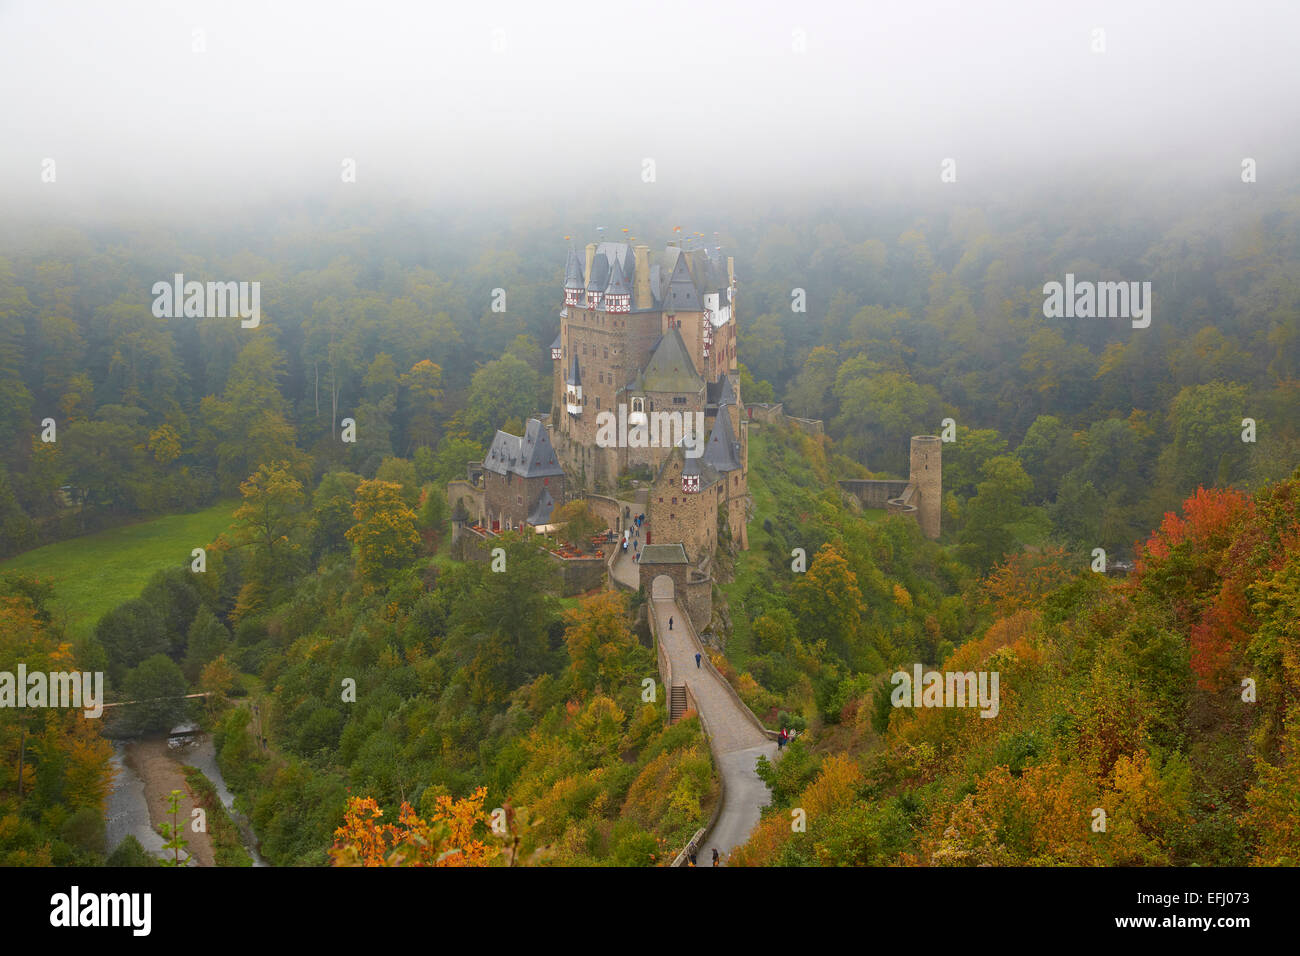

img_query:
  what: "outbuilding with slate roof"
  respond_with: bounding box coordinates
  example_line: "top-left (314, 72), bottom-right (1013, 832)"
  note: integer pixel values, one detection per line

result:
top-left (481, 417), bottom-right (566, 533)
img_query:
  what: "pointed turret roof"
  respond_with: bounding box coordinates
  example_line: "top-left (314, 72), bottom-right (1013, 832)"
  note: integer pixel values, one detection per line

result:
top-left (701, 407), bottom-right (742, 472)
top-left (717, 374), bottom-right (737, 408)
top-left (681, 447), bottom-right (723, 490)
top-left (564, 248), bottom-right (584, 289)
top-left (637, 326), bottom-right (703, 393)
top-left (605, 258), bottom-right (631, 296)
top-left (567, 354), bottom-right (582, 387)
top-left (665, 255), bottom-right (701, 311)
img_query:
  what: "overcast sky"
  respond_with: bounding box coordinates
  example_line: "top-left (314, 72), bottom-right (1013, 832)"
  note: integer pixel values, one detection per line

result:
top-left (2, 0), bottom-right (1298, 218)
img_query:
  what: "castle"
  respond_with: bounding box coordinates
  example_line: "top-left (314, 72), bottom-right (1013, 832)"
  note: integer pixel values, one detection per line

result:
top-left (449, 238), bottom-right (939, 625)
top-left (550, 240), bottom-right (748, 554)
top-left (448, 238), bottom-right (748, 622)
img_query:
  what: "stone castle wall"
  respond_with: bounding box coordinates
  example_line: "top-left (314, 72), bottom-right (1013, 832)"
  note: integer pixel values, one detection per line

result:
top-left (834, 435), bottom-right (942, 540)
top-left (837, 478), bottom-right (910, 509)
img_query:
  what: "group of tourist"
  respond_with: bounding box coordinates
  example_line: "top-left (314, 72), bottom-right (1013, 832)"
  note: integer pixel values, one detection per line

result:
top-left (622, 514), bottom-right (647, 562)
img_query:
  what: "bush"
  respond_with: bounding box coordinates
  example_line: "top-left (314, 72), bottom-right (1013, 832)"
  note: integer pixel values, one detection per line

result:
top-left (106, 835), bottom-right (158, 867)
top-left (776, 709), bottom-right (807, 733)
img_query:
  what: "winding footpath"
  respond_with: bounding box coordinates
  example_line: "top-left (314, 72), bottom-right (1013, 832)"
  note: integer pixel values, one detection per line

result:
top-left (651, 595), bottom-right (778, 865)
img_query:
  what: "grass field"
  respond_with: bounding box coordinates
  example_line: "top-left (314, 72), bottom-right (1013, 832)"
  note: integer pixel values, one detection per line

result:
top-left (0, 502), bottom-right (237, 638)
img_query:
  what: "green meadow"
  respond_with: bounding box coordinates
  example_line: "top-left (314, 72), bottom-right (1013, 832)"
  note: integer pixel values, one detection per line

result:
top-left (0, 502), bottom-right (237, 638)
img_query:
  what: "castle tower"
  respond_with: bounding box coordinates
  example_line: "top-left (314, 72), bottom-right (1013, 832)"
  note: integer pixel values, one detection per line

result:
top-left (909, 435), bottom-right (942, 540)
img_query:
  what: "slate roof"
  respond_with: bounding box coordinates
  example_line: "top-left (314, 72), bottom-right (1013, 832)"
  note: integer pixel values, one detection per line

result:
top-left (483, 431), bottom-right (523, 476)
top-left (567, 354), bottom-right (582, 387)
top-left (605, 258), bottom-right (631, 296)
top-left (519, 418), bottom-right (564, 477)
top-left (564, 248), bottom-right (585, 289)
top-left (682, 447), bottom-right (724, 490)
top-left (716, 375), bottom-right (737, 408)
top-left (636, 326), bottom-right (703, 394)
top-left (701, 408), bottom-right (742, 472)
top-left (527, 486), bottom-right (557, 525)
top-left (563, 240), bottom-right (729, 312)
top-left (586, 250), bottom-right (609, 292)
top-left (549, 332), bottom-right (561, 353)
top-left (483, 418), bottom-right (564, 478)
top-left (665, 255), bottom-right (702, 311)
top-left (639, 543), bottom-right (688, 565)
top-left (598, 241), bottom-right (634, 275)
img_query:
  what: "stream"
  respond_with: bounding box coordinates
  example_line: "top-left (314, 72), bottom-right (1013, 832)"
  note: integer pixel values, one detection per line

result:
top-left (104, 735), bottom-right (269, 867)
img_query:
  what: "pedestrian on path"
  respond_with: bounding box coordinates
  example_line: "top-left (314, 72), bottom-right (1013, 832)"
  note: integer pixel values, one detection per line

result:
top-left (695, 652), bottom-right (701, 668)
top-left (711, 848), bottom-right (720, 867)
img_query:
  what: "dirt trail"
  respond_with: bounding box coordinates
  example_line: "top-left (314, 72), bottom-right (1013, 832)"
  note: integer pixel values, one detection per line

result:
top-left (124, 737), bottom-right (215, 867)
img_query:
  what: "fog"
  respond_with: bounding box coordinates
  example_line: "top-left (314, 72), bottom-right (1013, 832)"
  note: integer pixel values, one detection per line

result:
top-left (2, 0), bottom-right (1298, 219)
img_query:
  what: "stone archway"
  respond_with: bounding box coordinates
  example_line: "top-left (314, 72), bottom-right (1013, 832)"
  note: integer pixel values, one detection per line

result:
top-left (651, 574), bottom-right (675, 601)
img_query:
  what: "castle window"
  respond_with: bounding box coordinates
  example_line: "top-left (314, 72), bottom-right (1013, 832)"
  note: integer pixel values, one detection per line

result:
top-left (673, 396), bottom-right (686, 404)
top-left (672, 497), bottom-right (677, 505)
top-left (658, 497), bottom-right (663, 503)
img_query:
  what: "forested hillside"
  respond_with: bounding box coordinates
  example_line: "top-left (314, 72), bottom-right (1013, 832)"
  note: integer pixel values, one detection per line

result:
top-left (1, 186), bottom-right (1298, 866)
top-left (729, 468), bottom-right (1300, 866)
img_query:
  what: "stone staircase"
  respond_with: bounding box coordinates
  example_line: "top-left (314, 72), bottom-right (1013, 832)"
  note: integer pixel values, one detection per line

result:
top-left (669, 683), bottom-right (688, 722)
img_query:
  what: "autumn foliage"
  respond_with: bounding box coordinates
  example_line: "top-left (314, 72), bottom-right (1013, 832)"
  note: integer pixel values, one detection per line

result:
top-left (330, 786), bottom-right (498, 867)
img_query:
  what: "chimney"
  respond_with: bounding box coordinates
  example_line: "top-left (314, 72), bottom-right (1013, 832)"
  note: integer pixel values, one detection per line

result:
top-left (634, 244), bottom-right (652, 310)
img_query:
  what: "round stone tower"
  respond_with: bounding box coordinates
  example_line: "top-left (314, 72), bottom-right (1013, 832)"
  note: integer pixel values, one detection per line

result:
top-left (909, 435), bottom-right (942, 540)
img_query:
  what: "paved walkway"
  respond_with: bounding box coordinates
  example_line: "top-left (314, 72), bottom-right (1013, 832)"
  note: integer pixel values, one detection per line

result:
top-left (651, 597), bottom-right (777, 865)
top-left (611, 541), bottom-right (639, 589)
top-left (609, 519), bottom-right (647, 590)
